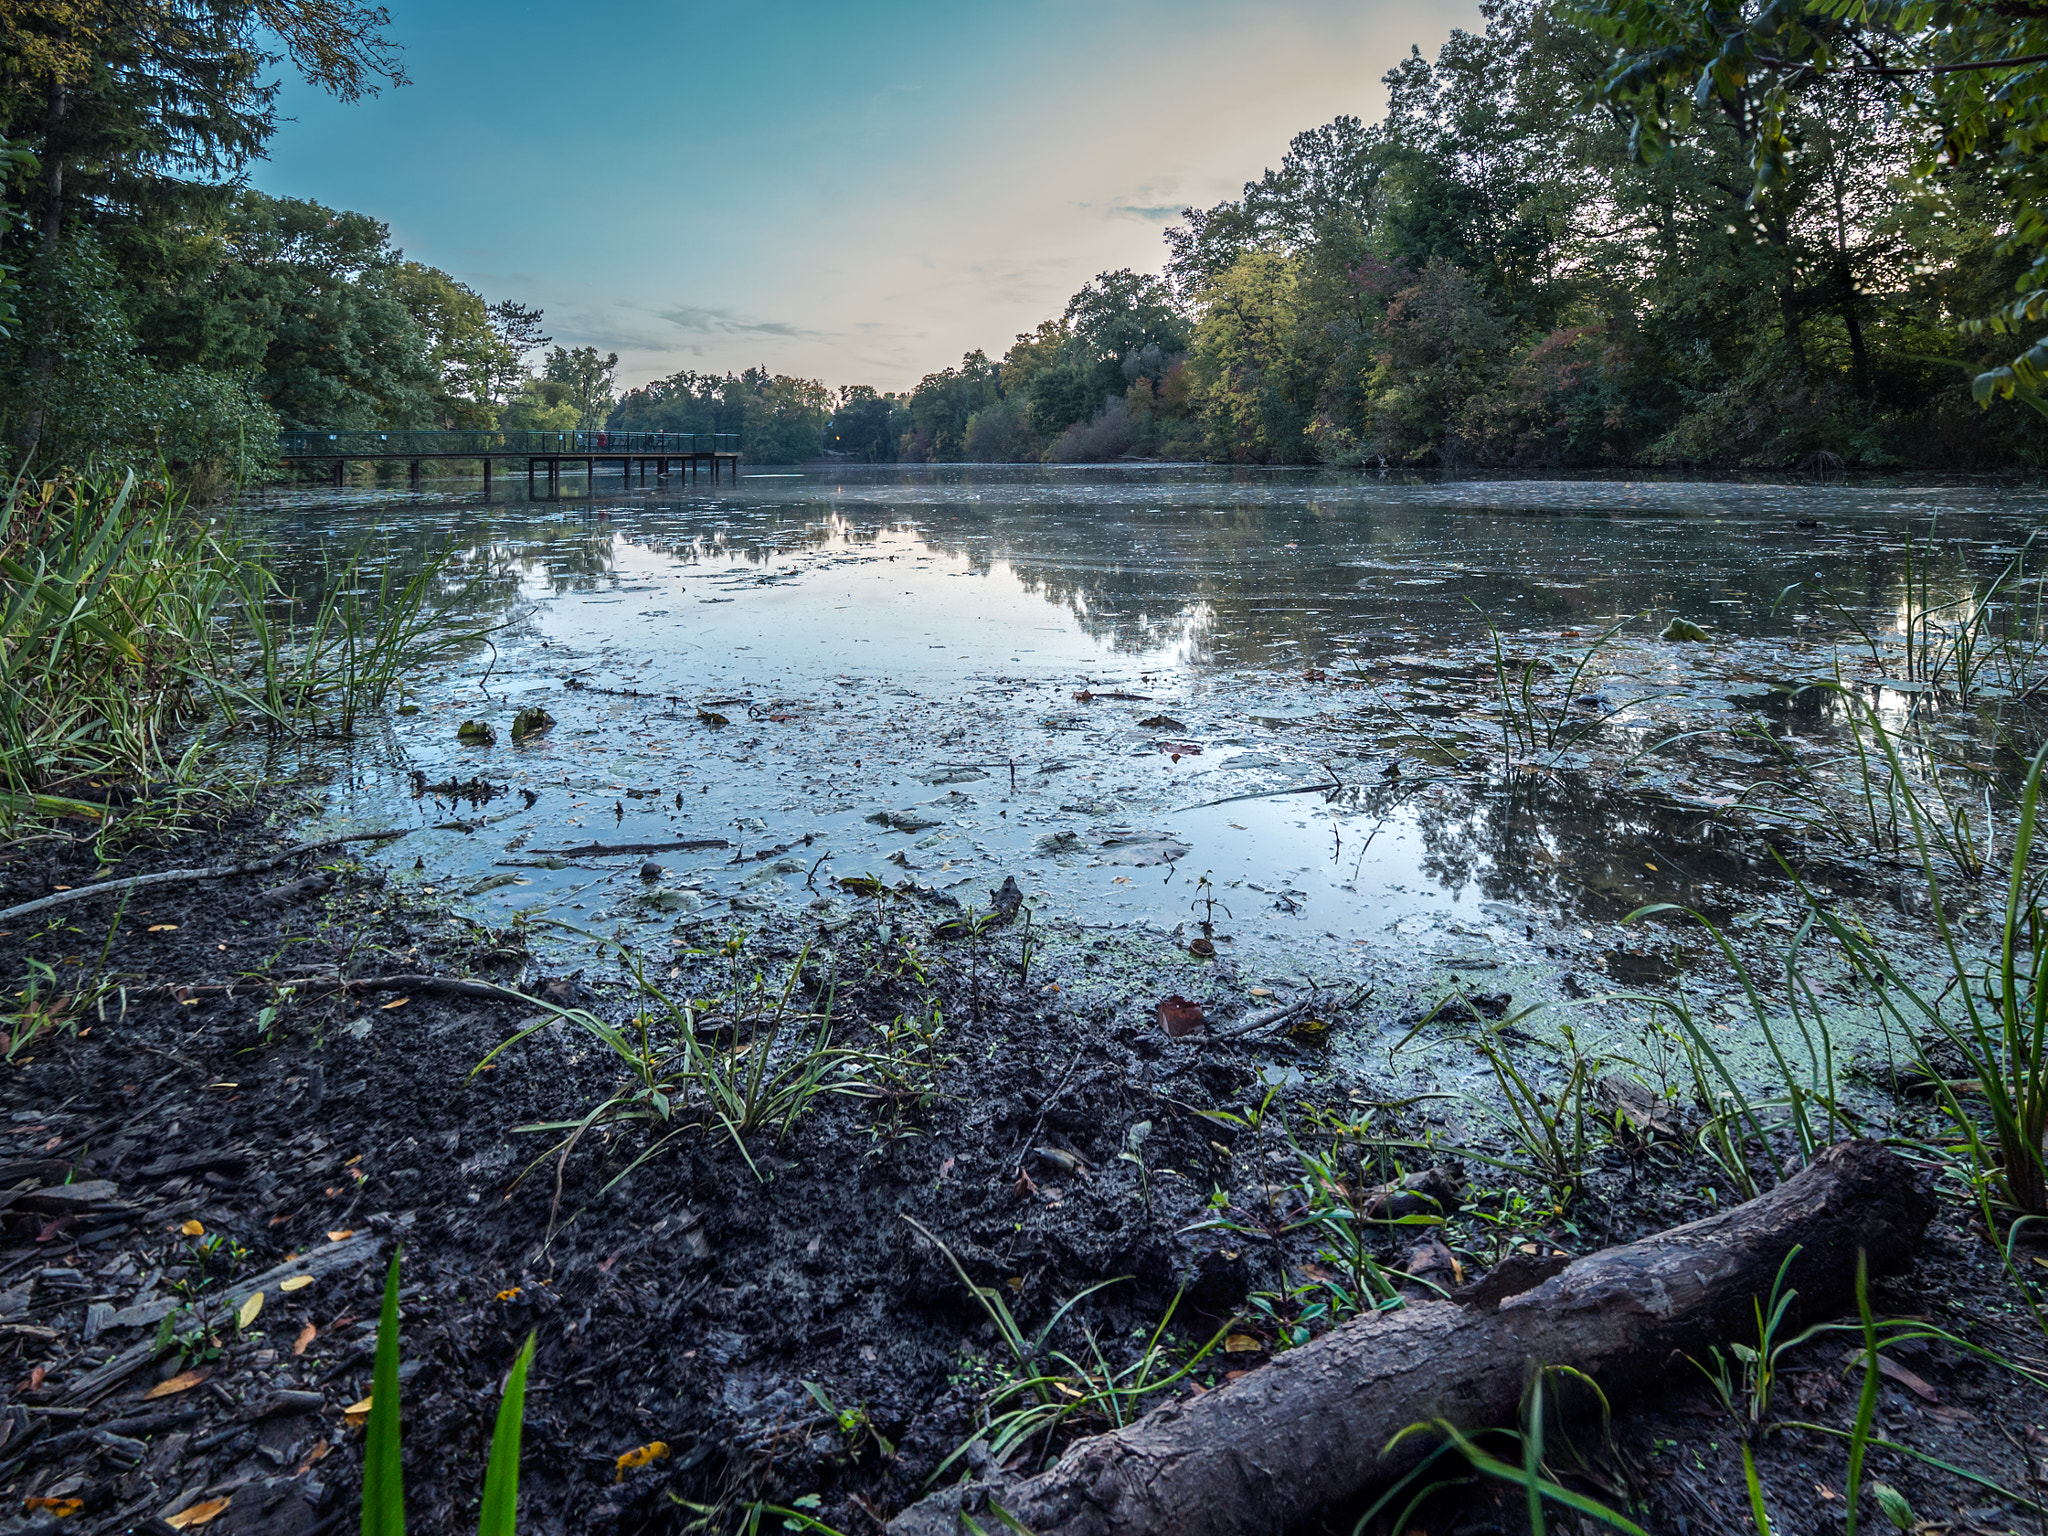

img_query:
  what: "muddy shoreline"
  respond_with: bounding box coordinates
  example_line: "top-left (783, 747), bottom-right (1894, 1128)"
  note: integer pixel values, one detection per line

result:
top-left (0, 792), bottom-right (2039, 1536)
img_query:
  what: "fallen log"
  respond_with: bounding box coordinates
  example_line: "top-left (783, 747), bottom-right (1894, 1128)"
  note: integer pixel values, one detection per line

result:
top-left (888, 1139), bottom-right (1931, 1536)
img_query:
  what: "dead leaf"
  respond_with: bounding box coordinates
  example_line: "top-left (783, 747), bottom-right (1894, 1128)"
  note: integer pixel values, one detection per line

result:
top-left (238, 1291), bottom-right (263, 1328)
top-left (24, 1497), bottom-right (82, 1517)
top-left (294, 1439), bottom-right (331, 1475)
top-left (326, 1229), bottom-right (353, 1241)
top-left (279, 1275), bottom-right (313, 1293)
top-left (165, 1497), bottom-right (230, 1528)
top-left (293, 1323), bottom-right (316, 1356)
top-left (147, 924), bottom-right (178, 933)
top-left (179, 1219), bottom-right (204, 1236)
top-left (343, 1395), bottom-right (373, 1427)
top-left (1223, 1333), bottom-right (1263, 1354)
top-left (1188, 937), bottom-right (1215, 959)
top-left (146, 1367), bottom-right (212, 1400)
top-left (615, 1440), bottom-right (671, 1481)
top-left (1877, 1355), bottom-right (1940, 1403)
top-left (1156, 995), bottom-right (1205, 1037)
top-left (380, 997), bottom-right (409, 1010)
top-left (495, 1288), bottom-right (522, 1302)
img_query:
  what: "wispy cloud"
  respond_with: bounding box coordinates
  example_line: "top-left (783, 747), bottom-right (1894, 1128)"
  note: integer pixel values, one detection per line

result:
top-left (659, 304), bottom-right (826, 341)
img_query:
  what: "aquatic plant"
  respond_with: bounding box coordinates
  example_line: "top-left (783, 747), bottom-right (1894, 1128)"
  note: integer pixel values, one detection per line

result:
top-left (362, 1250), bottom-right (536, 1536)
top-left (217, 537), bottom-right (493, 738)
top-left (0, 469), bottom-right (233, 818)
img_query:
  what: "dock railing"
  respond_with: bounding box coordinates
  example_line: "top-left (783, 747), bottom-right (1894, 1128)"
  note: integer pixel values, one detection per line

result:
top-left (276, 430), bottom-right (742, 458)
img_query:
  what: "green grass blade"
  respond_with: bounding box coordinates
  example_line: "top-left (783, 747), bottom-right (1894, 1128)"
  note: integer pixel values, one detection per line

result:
top-left (363, 1249), bottom-right (405, 1536)
top-left (477, 1331), bottom-right (536, 1536)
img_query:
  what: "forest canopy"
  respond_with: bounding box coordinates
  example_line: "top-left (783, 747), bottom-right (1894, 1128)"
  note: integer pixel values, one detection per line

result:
top-left (5, 0), bottom-right (2045, 474)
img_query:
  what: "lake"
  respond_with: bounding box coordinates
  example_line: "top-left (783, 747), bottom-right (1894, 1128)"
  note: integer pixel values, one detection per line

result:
top-left (238, 465), bottom-right (2048, 1020)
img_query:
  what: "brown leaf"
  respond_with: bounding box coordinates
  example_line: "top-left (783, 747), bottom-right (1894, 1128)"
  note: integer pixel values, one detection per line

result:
top-left (165, 1497), bottom-right (230, 1528)
top-left (146, 1367), bottom-right (212, 1400)
top-left (1877, 1356), bottom-right (1940, 1403)
top-left (293, 1323), bottom-right (316, 1356)
top-left (1156, 995), bottom-right (1205, 1037)
top-left (1223, 1333), bottom-right (1263, 1354)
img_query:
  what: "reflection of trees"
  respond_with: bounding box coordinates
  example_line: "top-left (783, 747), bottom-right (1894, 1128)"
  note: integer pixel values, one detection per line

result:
top-left (244, 471), bottom-right (2039, 688)
top-left (1376, 773), bottom-right (1754, 922)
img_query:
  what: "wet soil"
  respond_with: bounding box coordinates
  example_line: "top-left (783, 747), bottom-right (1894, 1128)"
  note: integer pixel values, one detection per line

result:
top-left (0, 802), bottom-right (2046, 1536)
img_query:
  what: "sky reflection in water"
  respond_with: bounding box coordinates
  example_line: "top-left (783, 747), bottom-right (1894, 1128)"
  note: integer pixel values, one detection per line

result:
top-left (244, 466), bottom-right (2048, 976)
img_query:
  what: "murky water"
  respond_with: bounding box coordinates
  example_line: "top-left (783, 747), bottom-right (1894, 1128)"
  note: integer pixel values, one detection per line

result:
top-left (240, 465), bottom-right (2048, 993)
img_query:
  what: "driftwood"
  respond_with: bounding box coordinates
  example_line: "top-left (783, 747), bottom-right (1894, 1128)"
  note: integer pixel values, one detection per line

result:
top-left (0, 829), bottom-right (407, 926)
top-left (888, 1139), bottom-right (1931, 1536)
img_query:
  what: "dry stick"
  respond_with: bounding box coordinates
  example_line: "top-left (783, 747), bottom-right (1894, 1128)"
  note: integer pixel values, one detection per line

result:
top-left (136, 973), bottom-right (527, 1003)
top-left (0, 830), bottom-right (409, 926)
top-left (1200, 996), bottom-right (1314, 1043)
top-left (531, 837), bottom-right (729, 856)
top-left (1009, 1046), bottom-right (1086, 1180)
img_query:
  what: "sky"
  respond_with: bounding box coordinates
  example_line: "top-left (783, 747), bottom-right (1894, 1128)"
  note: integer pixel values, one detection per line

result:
top-left (254, 0), bottom-right (1482, 395)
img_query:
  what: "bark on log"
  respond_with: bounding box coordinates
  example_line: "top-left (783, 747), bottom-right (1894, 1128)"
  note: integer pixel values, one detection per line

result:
top-left (887, 1139), bottom-right (1931, 1536)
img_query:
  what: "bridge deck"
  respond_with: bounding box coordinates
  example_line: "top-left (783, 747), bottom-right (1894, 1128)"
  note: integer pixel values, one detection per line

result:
top-left (276, 429), bottom-right (742, 491)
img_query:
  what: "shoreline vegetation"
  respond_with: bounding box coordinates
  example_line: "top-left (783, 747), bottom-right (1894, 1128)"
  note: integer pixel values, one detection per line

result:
top-left (9, 0), bottom-right (2048, 484)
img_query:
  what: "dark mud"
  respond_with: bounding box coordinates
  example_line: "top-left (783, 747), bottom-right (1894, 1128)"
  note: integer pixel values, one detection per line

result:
top-left (0, 806), bottom-right (2044, 1536)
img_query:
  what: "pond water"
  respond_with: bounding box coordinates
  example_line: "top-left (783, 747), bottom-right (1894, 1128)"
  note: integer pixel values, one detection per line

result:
top-left (240, 465), bottom-right (2048, 1004)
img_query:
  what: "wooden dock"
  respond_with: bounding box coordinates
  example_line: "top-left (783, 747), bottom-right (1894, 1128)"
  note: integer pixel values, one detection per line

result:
top-left (276, 429), bottom-right (741, 496)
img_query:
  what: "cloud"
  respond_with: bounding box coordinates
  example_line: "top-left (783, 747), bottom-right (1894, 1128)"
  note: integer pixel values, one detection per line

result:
top-left (1108, 200), bottom-right (1184, 222)
top-left (658, 304), bottom-right (827, 341)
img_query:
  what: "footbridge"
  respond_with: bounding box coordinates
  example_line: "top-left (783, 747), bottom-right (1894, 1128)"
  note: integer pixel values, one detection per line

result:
top-left (276, 429), bottom-right (741, 495)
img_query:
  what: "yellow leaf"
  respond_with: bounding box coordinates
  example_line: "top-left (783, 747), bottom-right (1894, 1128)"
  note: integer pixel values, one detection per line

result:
top-left (614, 1441), bottom-right (671, 1481)
top-left (279, 1275), bottom-right (313, 1293)
top-left (24, 1497), bottom-right (83, 1517)
top-left (1223, 1333), bottom-right (1263, 1354)
top-left (238, 1291), bottom-right (263, 1328)
top-left (343, 1395), bottom-right (373, 1427)
top-left (164, 1496), bottom-right (231, 1528)
top-left (293, 1323), bottom-right (316, 1356)
top-left (146, 1368), bottom-right (212, 1399)
top-left (179, 1219), bottom-right (205, 1237)
top-left (380, 997), bottom-right (409, 1010)
top-left (326, 1229), bottom-right (354, 1241)
top-left (495, 1287), bottom-right (522, 1302)
top-left (147, 924), bottom-right (178, 933)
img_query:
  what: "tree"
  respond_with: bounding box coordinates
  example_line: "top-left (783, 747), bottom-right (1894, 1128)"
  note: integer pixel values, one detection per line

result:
top-left (542, 345), bottom-right (617, 431)
top-left (386, 261), bottom-right (513, 427)
top-left (1576, 0), bottom-right (2048, 408)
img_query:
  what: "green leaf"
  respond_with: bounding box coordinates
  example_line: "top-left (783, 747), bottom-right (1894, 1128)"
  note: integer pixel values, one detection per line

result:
top-left (477, 1331), bottom-right (536, 1536)
top-left (1870, 1483), bottom-right (1914, 1531)
top-left (363, 1249), bottom-right (405, 1536)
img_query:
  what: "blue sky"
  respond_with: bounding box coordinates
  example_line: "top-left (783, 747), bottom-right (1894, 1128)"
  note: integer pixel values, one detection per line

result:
top-left (255, 0), bottom-right (1480, 393)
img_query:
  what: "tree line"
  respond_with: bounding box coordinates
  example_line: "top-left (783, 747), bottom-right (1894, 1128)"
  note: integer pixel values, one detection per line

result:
top-left (6, 0), bottom-right (2046, 476)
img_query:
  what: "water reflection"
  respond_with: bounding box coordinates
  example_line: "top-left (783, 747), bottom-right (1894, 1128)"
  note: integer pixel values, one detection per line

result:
top-left (236, 467), bottom-right (2048, 971)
